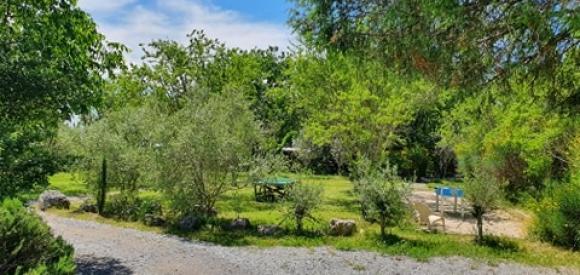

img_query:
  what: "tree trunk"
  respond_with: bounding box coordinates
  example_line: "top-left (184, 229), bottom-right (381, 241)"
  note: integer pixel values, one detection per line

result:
top-left (380, 215), bottom-right (386, 238)
top-left (97, 157), bottom-right (108, 215)
top-left (476, 215), bottom-right (483, 243)
top-left (296, 217), bottom-right (303, 234)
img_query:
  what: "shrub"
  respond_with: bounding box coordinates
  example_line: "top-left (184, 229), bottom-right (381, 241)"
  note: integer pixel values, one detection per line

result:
top-left (104, 195), bottom-right (142, 221)
top-left (533, 179), bottom-right (580, 250)
top-left (0, 199), bottom-right (75, 274)
top-left (104, 195), bottom-right (163, 223)
top-left (282, 183), bottom-right (323, 233)
top-left (356, 161), bottom-right (410, 238)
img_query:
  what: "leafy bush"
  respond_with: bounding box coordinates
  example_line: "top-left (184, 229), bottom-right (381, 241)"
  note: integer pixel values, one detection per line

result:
top-left (104, 195), bottom-right (142, 221)
top-left (282, 183), bottom-right (323, 233)
top-left (356, 160), bottom-right (410, 238)
top-left (533, 179), bottom-right (580, 250)
top-left (0, 199), bottom-right (75, 274)
top-left (104, 195), bottom-right (163, 223)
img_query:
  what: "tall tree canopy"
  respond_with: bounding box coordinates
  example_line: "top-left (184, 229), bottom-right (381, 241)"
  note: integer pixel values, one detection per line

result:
top-left (0, 0), bottom-right (124, 197)
top-left (290, 0), bottom-right (578, 87)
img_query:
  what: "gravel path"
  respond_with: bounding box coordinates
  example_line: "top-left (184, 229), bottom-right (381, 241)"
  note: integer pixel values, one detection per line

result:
top-left (41, 213), bottom-right (575, 275)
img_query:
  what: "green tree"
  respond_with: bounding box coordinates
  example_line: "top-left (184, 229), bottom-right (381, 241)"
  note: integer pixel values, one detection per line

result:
top-left (59, 103), bottom-right (164, 210)
top-left (440, 72), bottom-right (576, 199)
top-left (464, 170), bottom-right (503, 243)
top-left (282, 183), bottom-right (323, 234)
top-left (107, 30), bottom-right (291, 149)
top-left (357, 160), bottom-right (410, 238)
top-left (157, 92), bottom-right (262, 218)
top-left (290, 0), bottom-right (577, 86)
top-left (0, 0), bottom-right (125, 198)
top-left (289, 0), bottom-right (579, 198)
top-left (283, 53), bottom-right (442, 177)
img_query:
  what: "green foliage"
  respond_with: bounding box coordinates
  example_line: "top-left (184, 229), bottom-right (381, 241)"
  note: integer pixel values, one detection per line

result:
top-left (59, 102), bottom-right (164, 206)
top-left (0, 0), bottom-right (125, 198)
top-left (356, 160), bottom-right (410, 237)
top-left (282, 183), bottom-right (324, 233)
top-left (104, 195), bottom-right (163, 223)
top-left (107, 30), bottom-right (290, 148)
top-left (464, 170), bottom-right (503, 243)
top-left (0, 199), bottom-right (75, 274)
top-left (284, 53), bottom-right (444, 177)
top-left (289, 0), bottom-right (577, 86)
top-left (441, 74), bottom-right (576, 199)
top-left (533, 178), bottom-right (580, 250)
top-left (0, 127), bottom-right (61, 199)
top-left (157, 92), bottom-right (262, 218)
top-left (289, 0), bottom-right (579, 201)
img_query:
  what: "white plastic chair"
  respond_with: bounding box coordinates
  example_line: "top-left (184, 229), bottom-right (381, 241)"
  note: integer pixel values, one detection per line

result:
top-left (413, 202), bottom-right (446, 232)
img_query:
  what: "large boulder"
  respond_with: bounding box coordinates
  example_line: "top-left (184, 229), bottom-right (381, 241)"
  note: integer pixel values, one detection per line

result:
top-left (329, 219), bottom-right (357, 236)
top-left (38, 190), bottom-right (70, 211)
top-left (257, 224), bottom-right (282, 236)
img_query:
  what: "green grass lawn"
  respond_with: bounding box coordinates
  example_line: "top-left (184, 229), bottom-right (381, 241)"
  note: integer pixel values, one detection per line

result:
top-left (48, 173), bottom-right (88, 196)
top-left (47, 173), bottom-right (580, 270)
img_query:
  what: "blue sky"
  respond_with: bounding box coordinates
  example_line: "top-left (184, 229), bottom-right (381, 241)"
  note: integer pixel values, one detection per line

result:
top-left (78, 0), bottom-right (294, 63)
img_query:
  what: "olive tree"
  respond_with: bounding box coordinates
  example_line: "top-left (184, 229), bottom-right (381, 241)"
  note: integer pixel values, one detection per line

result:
top-left (357, 160), bottom-right (410, 238)
top-left (157, 91), bottom-right (262, 218)
top-left (282, 183), bottom-right (323, 234)
top-left (464, 170), bottom-right (503, 243)
top-left (58, 104), bottom-right (163, 213)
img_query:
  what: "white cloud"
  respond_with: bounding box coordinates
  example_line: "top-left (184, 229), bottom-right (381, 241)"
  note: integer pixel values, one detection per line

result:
top-left (79, 0), bottom-right (293, 64)
top-left (78, 0), bottom-right (137, 13)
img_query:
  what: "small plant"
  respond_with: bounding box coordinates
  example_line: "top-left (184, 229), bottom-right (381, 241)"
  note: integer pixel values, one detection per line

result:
top-left (464, 169), bottom-right (503, 243)
top-left (282, 183), bottom-right (323, 234)
top-left (231, 188), bottom-right (244, 219)
top-left (356, 161), bottom-right (410, 238)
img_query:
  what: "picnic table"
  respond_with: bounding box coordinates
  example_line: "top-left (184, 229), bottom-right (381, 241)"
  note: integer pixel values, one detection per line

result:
top-left (254, 177), bottom-right (296, 202)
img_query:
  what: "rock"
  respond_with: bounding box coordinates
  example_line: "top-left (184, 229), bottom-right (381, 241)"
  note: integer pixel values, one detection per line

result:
top-left (229, 218), bottom-right (251, 230)
top-left (257, 224), bottom-right (282, 236)
top-left (329, 219), bottom-right (356, 236)
top-left (178, 215), bottom-right (203, 231)
top-left (38, 190), bottom-right (70, 211)
top-left (79, 200), bottom-right (98, 213)
top-left (143, 214), bottom-right (166, 226)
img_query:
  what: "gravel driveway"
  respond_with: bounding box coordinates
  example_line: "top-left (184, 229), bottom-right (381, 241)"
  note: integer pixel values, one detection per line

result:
top-left (41, 213), bottom-right (574, 275)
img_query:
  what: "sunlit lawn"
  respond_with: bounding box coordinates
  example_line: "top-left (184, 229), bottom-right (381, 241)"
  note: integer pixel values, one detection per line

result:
top-left (47, 172), bottom-right (580, 269)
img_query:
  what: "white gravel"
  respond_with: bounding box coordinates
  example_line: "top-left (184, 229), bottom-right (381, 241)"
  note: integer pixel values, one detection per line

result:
top-left (41, 213), bottom-right (577, 275)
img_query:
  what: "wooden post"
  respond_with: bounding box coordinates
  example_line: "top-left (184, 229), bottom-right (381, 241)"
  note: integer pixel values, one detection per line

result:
top-left (435, 189), bottom-right (440, 212)
top-left (453, 189), bottom-right (458, 213)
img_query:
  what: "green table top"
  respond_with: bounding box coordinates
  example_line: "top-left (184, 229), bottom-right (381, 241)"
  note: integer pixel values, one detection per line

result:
top-left (255, 177), bottom-right (296, 186)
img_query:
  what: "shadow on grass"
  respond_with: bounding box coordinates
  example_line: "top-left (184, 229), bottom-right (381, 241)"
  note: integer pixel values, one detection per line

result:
top-left (376, 233), bottom-right (437, 251)
top-left (479, 235), bottom-right (521, 252)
